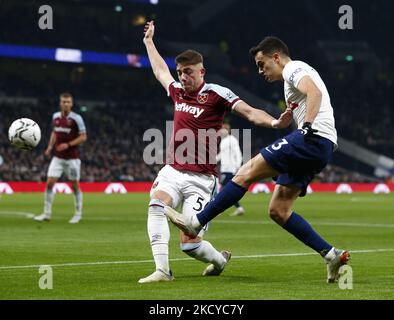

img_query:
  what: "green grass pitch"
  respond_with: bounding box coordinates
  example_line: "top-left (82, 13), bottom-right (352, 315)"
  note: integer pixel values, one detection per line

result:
top-left (0, 192), bottom-right (393, 300)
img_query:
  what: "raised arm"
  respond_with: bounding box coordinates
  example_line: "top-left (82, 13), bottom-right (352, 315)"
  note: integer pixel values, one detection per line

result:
top-left (233, 101), bottom-right (293, 129)
top-left (143, 21), bottom-right (175, 90)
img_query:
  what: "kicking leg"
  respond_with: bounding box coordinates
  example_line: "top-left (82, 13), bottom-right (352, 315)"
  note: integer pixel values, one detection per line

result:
top-left (165, 153), bottom-right (278, 236)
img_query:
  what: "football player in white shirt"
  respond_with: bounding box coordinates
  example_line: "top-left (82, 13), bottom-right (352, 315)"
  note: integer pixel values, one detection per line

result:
top-left (217, 123), bottom-right (245, 216)
top-left (166, 36), bottom-right (350, 283)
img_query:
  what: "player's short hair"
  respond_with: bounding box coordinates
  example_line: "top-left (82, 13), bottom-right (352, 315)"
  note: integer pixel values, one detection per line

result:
top-left (249, 36), bottom-right (290, 57)
top-left (60, 92), bottom-right (73, 99)
top-left (175, 50), bottom-right (204, 66)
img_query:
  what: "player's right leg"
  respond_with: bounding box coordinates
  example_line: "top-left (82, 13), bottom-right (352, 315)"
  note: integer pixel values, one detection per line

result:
top-left (138, 190), bottom-right (174, 284)
top-left (165, 154), bottom-right (278, 237)
top-left (34, 157), bottom-right (62, 222)
top-left (138, 166), bottom-right (181, 284)
top-left (34, 176), bottom-right (58, 222)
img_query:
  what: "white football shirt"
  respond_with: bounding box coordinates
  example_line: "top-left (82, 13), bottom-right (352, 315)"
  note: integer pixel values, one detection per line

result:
top-left (216, 135), bottom-right (243, 174)
top-left (282, 60), bottom-right (337, 147)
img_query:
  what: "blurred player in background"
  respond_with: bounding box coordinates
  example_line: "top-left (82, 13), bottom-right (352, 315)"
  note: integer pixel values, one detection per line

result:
top-left (217, 123), bottom-right (245, 216)
top-left (166, 36), bottom-right (350, 283)
top-left (34, 93), bottom-right (87, 224)
top-left (140, 21), bottom-right (292, 283)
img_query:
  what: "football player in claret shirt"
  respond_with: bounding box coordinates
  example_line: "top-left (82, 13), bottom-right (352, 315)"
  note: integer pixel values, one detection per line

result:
top-left (166, 36), bottom-right (350, 284)
top-left (34, 93), bottom-right (87, 224)
top-left (139, 21), bottom-right (292, 283)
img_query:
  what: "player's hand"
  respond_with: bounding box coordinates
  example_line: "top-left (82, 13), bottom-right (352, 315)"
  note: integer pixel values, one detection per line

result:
top-left (301, 122), bottom-right (320, 144)
top-left (44, 147), bottom-right (52, 158)
top-left (56, 143), bottom-right (69, 152)
top-left (143, 21), bottom-right (155, 43)
top-left (271, 107), bottom-right (293, 129)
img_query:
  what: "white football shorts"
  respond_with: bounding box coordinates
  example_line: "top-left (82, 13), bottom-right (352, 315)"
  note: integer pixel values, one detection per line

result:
top-left (47, 156), bottom-right (81, 181)
top-left (150, 165), bottom-right (217, 236)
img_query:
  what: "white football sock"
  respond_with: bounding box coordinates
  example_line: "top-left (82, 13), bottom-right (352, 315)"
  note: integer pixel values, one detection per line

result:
top-left (74, 191), bottom-right (83, 216)
top-left (44, 188), bottom-right (54, 216)
top-left (182, 240), bottom-right (226, 269)
top-left (148, 199), bottom-right (170, 274)
top-left (324, 247), bottom-right (337, 262)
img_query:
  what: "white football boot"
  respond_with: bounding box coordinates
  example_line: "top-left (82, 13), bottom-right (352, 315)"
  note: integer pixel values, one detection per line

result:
top-left (33, 213), bottom-right (51, 222)
top-left (325, 248), bottom-right (350, 283)
top-left (164, 206), bottom-right (202, 238)
top-left (69, 215), bottom-right (82, 224)
top-left (202, 250), bottom-right (232, 276)
top-left (230, 207), bottom-right (245, 216)
top-left (138, 269), bottom-right (174, 284)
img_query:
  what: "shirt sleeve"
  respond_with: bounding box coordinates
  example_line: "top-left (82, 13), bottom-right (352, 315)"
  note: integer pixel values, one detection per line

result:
top-left (167, 81), bottom-right (183, 102)
top-left (76, 115), bottom-right (86, 133)
top-left (213, 84), bottom-right (243, 110)
top-left (282, 61), bottom-right (309, 88)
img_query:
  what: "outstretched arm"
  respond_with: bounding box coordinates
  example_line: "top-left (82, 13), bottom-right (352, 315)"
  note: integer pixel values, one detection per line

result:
top-left (143, 21), bottom-right (175, 90)
top-left (233, 101), bottom-right (293, 129)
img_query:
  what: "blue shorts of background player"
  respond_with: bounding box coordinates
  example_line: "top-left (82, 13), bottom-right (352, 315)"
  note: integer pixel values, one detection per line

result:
top-left (260, 129), bottom-right (334, 197)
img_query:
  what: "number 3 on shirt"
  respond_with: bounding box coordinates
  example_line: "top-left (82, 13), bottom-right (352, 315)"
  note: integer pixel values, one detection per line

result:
top-left (265, 138), bottom-right (289, 153)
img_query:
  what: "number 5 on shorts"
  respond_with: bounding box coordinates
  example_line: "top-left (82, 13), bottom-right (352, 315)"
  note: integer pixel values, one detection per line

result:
top-left (193, 196), bottom-right (207, 212)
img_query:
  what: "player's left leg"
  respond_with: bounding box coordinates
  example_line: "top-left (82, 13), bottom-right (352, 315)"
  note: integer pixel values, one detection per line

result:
top-left (68, 159), bottom-right (82, 224)
top-left (269, 184), bottom-right (349, 282)
top-left (180, 232), bottom-right (231, 276)
top-left (180, 193), bottom-right (231, 276)
top-left (179, 173), bottom-right (231, 276)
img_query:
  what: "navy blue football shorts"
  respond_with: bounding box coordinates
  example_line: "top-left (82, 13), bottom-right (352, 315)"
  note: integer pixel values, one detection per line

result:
top-left (260, 129), bottom-right (334, 197)
top-left (220, 172), bottom-right (234, 186)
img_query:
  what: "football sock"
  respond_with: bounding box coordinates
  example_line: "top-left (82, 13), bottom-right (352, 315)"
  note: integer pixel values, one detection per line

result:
top-left (44, 188), bottom-right (54, 216)
top-left (282, 212), bottom-right (333, 256)
top-left (181, 241), bottom-right (226, 269)
top-left (196, 181), bottom-right (247, 226)
top-left (148, 199), bottom-right (170, 274)
top-left (74, 191), bottom-right (83, 216)
top-left (234, 202), bottom-right (241, 208)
